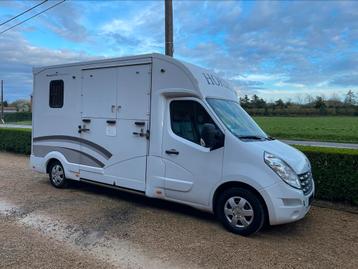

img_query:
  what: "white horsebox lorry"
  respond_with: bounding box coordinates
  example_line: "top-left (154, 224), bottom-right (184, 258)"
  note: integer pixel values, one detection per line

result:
top-left (31, 53), bottom-right (314, 235)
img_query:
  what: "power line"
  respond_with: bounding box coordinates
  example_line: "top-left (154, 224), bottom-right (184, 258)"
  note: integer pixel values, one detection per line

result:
top-left (0, 0), bottom-right (48, 27)
top-left (0, 0), bottom-right (66, 35)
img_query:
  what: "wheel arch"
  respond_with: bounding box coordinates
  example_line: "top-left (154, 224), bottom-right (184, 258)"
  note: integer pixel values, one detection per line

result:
top-left (46, 158), bottom-right (61, 173)
top-left (212, 181), bottom-right (269, 224)
top-left (43, 151), bottom-right (69, 176)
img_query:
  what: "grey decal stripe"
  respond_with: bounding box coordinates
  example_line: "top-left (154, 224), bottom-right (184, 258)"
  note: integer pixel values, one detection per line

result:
top-left (33, 145), bottom-right (105, 168)
top-left (33, 135), bottom-right (112, 159)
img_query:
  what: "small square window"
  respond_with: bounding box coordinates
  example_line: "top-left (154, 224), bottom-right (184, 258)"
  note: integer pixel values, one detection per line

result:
top-left (49, 80), bottom-right (64, 108)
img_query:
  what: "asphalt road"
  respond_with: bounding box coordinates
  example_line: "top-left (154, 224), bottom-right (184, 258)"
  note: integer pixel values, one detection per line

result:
top-left (282, 139), bottom-right (358, 150)
top-left (0, 152), bottom-right (357, 269)
top-left (0, 124), bottom-right (32, 129)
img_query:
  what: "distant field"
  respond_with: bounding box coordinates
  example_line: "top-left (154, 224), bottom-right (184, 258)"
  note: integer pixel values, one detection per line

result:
top-left (254, 116), bottom-right (358, 143)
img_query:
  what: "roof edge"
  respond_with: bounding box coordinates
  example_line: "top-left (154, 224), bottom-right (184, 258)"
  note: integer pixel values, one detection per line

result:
top-left (32, 53), bottom-right (177, 74)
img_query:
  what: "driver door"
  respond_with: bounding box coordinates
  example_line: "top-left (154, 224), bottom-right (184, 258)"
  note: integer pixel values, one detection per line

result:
top-left (161, 98), bottom-right (225, 206)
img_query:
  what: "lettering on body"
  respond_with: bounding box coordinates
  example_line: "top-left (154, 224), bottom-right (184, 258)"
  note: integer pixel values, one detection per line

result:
top-left (202, 73), bottom-right (232, 90)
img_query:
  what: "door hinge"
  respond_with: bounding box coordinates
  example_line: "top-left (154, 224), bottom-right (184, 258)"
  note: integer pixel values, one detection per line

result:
top-left (146, 130), bottom-right (150, 139)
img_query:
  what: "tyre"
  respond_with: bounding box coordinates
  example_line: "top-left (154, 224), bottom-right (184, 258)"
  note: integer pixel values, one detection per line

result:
top-left (216, 187), bottom-right (265, 236)
top-left (48, 160), bottom-right (68, 188)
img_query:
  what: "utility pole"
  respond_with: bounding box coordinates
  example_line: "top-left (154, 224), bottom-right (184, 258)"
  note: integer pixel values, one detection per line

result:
top-left (165, 0), bottom-right (173, 57)
top-left (1, 80), bottom-right (4, 124)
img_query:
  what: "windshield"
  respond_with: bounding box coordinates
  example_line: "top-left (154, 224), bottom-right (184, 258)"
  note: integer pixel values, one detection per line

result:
top-left (207, 98), bottom-right (268, 140)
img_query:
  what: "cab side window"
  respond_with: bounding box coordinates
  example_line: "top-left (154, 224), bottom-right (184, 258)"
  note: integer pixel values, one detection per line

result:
top-left (170, 100), bottom-right (222, 147)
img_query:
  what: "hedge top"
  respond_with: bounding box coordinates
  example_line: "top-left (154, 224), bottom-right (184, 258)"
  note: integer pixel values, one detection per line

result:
top-left (295, 145), bottom-right (358, 156)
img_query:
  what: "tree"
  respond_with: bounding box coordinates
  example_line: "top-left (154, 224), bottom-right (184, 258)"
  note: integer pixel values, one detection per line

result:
top-left (294, 94), bottom-right (304, 104)
top-left (274, 99), bottom-right (285, 109)
top-left (329, 93), bottom-right (341, 102)
top-left (250, 94), bottom-right (266, 108)
top-left (314, 96), bottom-right (327, 114)
top-left (305, 94), bottom-right (314, 105)
top-left (9, 99), bottom-right (31, 112)
top-left (2, 100), bottom-right (8, 107)
top-left (344, 90), bottom-right (356, 105)
top-left (239, 95), bottom-right (250, 108)
top-left (286, 98), bottom-right (293, 107)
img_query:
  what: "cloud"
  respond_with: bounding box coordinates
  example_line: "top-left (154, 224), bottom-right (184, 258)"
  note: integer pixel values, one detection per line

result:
top-left (0, 0), bottom-right (357, 101)
top-left (99, 2), bottom-right (164, 54)
top-left (39, 1), bottom-right (88, 42)
top-left (168, 0), bottom-right (358, 99)
top-left (330, 74), bottom-right (358, 87)
top-left (0, 32), bottom-right (96, 100)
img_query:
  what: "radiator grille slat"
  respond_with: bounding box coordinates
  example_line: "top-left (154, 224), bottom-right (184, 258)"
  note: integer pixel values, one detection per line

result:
top-left (298, 171), bottom-right (313, 195)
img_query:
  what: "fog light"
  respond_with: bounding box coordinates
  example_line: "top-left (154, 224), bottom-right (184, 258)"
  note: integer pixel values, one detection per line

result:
top-left (282, 198), bottom-right (303, 206)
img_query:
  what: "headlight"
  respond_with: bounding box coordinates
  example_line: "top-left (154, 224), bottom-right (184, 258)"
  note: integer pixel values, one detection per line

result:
top-left (264, 152), bottom-right (301, 189)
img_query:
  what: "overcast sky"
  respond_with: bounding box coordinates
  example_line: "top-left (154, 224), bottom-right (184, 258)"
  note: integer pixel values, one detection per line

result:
top-left (0, 0), bottom-right (357, 102)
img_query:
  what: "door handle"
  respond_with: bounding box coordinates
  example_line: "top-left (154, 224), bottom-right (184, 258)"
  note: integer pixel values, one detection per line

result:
top-left (165, 149), bottom-right (179, 155)
top-left (134, 121), bottom-right (145, 126)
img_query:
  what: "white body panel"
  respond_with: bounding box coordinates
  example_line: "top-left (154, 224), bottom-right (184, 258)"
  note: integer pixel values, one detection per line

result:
top-left (82, 67), bottom-right (118, 119)
top-left (31, 53), bottom-right (313, 226)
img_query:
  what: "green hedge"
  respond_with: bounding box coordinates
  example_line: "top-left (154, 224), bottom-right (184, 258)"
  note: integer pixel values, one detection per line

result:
top-left (295, 146), bottom-right (358, 205)
top-left (0, 128), bottom-right (31, 154)
top-left (4, 112), bottom-right (32, 123)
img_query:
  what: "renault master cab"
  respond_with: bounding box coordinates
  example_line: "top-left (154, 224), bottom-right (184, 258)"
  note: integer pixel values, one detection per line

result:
top-left (31, 53), bottom-right (314, 235)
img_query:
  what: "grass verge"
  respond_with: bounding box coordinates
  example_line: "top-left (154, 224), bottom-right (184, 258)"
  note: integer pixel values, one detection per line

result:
top-left (254, 116), bottom-right (358, 143)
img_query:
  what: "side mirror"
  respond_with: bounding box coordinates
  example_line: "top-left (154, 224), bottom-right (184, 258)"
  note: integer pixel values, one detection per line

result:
top-left (200, 123), bottom-right (224, 150)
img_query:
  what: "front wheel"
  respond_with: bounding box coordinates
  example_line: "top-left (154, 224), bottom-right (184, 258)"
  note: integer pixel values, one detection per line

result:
top-left (216, 188), bottom-right (265, 236)
top-left (49, 160), bottom-right (68, 188)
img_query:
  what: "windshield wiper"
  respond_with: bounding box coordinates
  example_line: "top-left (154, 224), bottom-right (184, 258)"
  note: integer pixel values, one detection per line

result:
top-left (238, 135), bottom-right (266, 140)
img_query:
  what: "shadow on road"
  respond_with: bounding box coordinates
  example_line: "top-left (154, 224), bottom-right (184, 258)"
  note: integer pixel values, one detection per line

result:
top-left (68, 180), bottom-right (217, 223)
top-left (64, 179), bottom-right (312, 238)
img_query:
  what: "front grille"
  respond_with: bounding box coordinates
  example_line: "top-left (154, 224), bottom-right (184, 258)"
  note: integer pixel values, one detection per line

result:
top-left (298, 171), bottom-right (313, 195)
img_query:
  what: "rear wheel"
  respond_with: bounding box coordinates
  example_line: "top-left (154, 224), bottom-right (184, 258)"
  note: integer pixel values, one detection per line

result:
top-left (49, 160), bottom-right (68, 188)
top-left (216, 187), bottom-right (265, 236)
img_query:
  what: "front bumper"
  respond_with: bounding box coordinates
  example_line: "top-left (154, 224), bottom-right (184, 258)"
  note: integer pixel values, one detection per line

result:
top-left (259, 180), bottom-right (315, 225)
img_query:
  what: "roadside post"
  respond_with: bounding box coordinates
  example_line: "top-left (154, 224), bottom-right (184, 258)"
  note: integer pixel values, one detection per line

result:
top-left (165, 0), bottom-right (173, 57)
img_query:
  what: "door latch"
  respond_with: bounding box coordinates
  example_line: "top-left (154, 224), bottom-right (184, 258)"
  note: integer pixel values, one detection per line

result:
top-left (78, 125), bottom-right (90, 133)
top-left (133, 128), bottom-right (150, 139)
